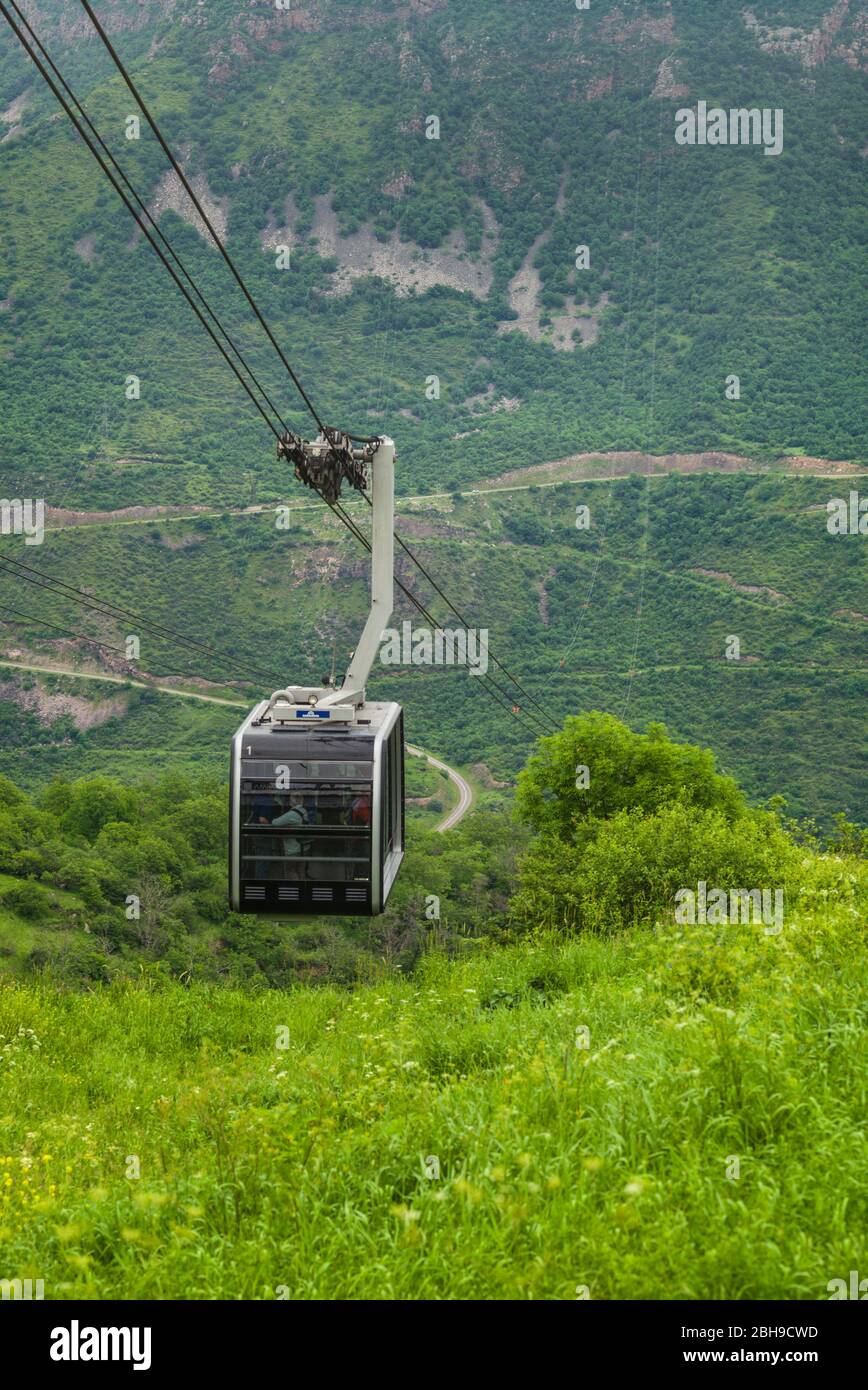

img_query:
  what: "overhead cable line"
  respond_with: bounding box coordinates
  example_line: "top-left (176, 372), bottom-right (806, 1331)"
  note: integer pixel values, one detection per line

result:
top-left (0, 0), bottom-right (284, 444)
top-left (8, 0), bottom-right (290, 438)
top-left (79, 0), bottom-right (326, 437)
top-left (381, 510), bottom-right (560, 732)
top-left (0, 601), bottom-right (133, 659)
top-left (0, 553), bottom-right (280, 686)
top-left (6, 4), bottom-right (550, 738)
top-left (329, 500), bottom-right (552, 738)
top-left (76, 0), bottom-right (555, 729)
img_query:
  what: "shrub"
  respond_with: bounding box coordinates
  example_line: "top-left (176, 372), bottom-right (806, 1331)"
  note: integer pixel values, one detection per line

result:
top-left (512, 801), bottom-right (800, 933)
top-left (1, 880), bottom-right (54, 921)
top-left (9, 848), bottom-right (46, 879)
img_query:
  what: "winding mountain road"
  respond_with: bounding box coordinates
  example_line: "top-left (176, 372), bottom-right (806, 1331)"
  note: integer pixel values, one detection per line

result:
top-left (407, 743), bottom-right (474, 833)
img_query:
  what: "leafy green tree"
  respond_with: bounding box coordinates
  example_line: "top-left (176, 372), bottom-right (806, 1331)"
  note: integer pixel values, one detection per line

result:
top-left (165, 796), bottom-right (225, 858)
top-left (56, 777), bottom-right (138, 844)
top-left (516, 713), bottom-right (745, 845)
top-left (0, 808), bottom-right (24, 855)
top-left (0, 774), bottom-right (27, 810)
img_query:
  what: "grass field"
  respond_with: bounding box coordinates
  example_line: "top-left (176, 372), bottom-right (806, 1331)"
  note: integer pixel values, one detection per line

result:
top-left (0, 851), bottom-right (864, 1300)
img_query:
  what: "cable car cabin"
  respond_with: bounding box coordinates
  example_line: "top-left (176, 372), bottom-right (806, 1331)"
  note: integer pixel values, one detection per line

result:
top-left (229, 698), bottom-right (404, 917)
top-left (229, 434), bottom-right (402, 916)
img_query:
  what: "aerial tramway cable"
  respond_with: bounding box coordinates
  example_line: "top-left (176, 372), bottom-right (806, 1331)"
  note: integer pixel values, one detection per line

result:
top-left (2, 0), bottom-right (553, 736)
top-left (387, 517), bottom-right (559, 732)
top-left (76, 0), bottom-right (555, 730)
top-left (328, 500), bottom-right (553, 737)
top-left (0, 554), bottom-right (283, 686)
top-left (78, 0), bottom-right (327, 438)
top-left (6, 0), bottom-right (292, 440)
top-left (0, 602), bottom-right (138, 661)
top-left (0, 0), bottom-right (286, 445)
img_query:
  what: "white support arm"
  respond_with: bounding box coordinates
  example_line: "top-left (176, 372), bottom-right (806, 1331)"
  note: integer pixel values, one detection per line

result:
top-left (320, 435), bottom-right (394, 708)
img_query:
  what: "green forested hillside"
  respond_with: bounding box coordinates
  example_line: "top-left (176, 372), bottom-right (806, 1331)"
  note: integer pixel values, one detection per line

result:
top-left (0, 682), bottom-right (864, 1301)
top-left (1, 0), bottom-right (866, 830)
top-left (0, 0), bottom-right (866, 512)
top-left (0, 758), bottom-right (515, 985)
top-left (1, 466), bottom-right (864, 822)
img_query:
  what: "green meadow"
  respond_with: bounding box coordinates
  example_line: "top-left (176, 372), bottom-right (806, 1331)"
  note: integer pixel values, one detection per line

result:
top-left (0, 846), bottom-right (864, 1300)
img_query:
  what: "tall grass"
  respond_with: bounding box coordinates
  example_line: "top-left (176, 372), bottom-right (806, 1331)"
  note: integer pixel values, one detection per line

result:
top-left (0, 855), bottom-right (865, 1300)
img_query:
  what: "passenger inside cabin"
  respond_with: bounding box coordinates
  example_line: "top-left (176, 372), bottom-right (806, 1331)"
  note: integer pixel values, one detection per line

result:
top-left (271, 797), bottom-right (308, 829)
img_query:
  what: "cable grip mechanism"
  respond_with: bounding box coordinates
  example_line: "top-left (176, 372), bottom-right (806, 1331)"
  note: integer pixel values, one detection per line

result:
top-left (277, 429), bottom-right (379, 504)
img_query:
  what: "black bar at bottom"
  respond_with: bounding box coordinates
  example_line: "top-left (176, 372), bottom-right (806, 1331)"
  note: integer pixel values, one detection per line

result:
top-left (1, 1298), bottom-right (862, 1374)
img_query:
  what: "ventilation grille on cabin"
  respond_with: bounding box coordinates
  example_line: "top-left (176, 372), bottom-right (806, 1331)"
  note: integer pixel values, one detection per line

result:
top-left (244, 885), bottom-right (265, 901)
top-left (278, 886), bottom-right (300, 902)
top-left (345, 887), bottom-right (368, 902)
top-left (312, 887), bottom-right (333, 903)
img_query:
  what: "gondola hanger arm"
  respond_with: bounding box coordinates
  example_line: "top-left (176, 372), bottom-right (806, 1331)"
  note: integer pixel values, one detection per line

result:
top-left (267, 434), bottom-right (395, 721)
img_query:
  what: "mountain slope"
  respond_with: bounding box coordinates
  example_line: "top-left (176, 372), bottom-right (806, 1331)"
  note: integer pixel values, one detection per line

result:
top-left (0, 465), bottom-right (864, 822)
top-left (0, 0), bottom-right (866, 511)
top-left (0, 1), bottom-right (865, 827)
